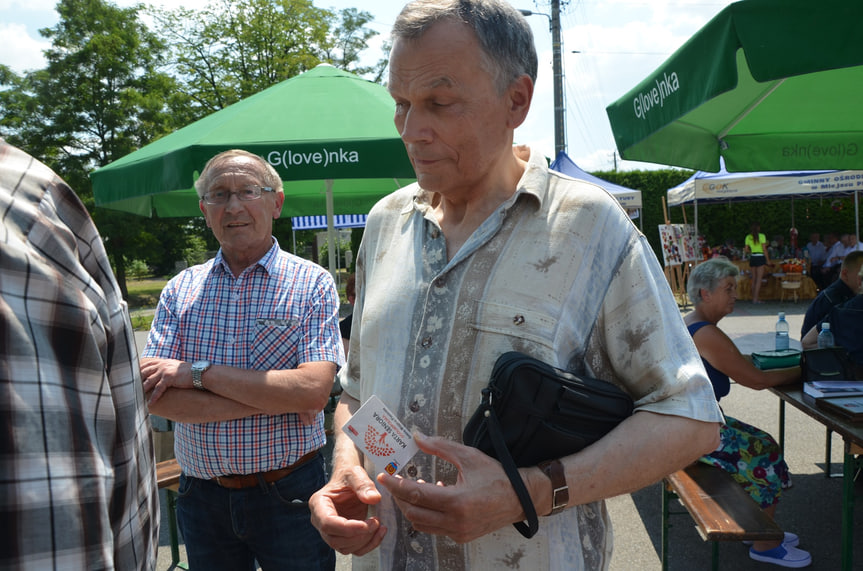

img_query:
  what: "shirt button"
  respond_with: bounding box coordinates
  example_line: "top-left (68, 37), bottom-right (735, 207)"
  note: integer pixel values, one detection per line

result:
top-left (421, 336), bottom-right (433, 349)
top-left (409, 400), bottom-right (420, 412)
top-left (512, 314), bottom-right (525, 325)
top-left (430, 229), bottom-right (440, 239)
top-left (434, 276), bottom-right (446, 288)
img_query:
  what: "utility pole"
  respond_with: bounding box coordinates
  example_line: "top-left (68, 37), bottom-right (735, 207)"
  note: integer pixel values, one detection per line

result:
top-left (519, 2), bottom-right (566, 156)
top-left (550, 0), bottom-right (565, 156)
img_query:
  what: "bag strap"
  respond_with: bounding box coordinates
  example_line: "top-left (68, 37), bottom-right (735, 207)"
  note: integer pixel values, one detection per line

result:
top-left (484, 401), bottom-right (539, 538)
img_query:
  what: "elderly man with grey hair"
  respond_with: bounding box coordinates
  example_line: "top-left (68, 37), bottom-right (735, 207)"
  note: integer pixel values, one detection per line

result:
top-left (140, 149), bottom-right (344, 570)
top-left (309, 1), bottom-right (722, 569)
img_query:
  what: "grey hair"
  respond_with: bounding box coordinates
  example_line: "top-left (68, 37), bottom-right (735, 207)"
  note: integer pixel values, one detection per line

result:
top-left (392, 0), bottom-right (538, 93)
top-left (194, 149), bottom-right (283, 199)
top-left (687, 258), bottom-right (739, 304)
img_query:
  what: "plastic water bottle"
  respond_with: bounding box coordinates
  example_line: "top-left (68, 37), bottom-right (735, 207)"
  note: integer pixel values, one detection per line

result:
top-left (817, 322), bottom-right (835, 348)
top-left (775, 312), bottom-right (790, 352)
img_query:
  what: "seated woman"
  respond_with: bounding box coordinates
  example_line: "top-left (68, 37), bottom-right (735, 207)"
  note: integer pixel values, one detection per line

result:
top-left (684, 258), bottom-right (812, 568)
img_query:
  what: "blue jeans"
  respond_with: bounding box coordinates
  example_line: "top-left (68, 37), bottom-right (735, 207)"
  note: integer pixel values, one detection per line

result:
top-left (176, 453), bottom-right (335, 570)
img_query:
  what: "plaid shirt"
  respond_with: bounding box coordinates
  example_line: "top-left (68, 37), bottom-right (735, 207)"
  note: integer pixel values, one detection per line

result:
top-left (142, 240), bottom-right (344, 478)
top-left (0, 140), bottom-right (158, 570)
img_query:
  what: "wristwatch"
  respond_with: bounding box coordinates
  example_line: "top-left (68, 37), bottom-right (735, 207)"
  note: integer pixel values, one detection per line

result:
top-left (538, 459), bottom-right (569, 515)
top-left (191, 360), bottom-right (211, 391)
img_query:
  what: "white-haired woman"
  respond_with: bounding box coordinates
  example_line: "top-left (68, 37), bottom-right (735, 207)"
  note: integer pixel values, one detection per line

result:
top-left (684, 257), bottom-right (811, 568)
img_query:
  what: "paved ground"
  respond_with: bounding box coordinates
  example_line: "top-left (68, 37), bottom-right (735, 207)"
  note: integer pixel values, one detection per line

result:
top-left (147, 298), bottom-right (862, 570)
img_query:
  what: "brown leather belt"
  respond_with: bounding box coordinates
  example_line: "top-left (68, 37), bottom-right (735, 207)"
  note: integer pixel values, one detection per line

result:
top-left (212, 450), bottom-right (318, 489)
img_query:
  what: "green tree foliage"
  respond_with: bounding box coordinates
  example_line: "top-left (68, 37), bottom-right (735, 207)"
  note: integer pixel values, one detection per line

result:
top-left (596, 169), bottom-right (692, 261)
top-left (671, 196), bottom-right (859, 256)
top-left (0, 0), bottom-right (197, 298)
top-left (321, 7), bottom-right (387, 80)
top-left (148, 0), bottom-right (380, 123)
top-left (34, 0), bottom-right (176, 172)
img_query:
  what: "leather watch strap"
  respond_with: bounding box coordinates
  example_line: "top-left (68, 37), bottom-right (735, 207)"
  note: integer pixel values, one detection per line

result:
top-left (538, 459), bottom-right (569, 515)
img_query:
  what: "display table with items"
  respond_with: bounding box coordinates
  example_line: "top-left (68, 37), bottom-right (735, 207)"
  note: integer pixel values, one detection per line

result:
top-left (731, 259), bottom-right (817, 301)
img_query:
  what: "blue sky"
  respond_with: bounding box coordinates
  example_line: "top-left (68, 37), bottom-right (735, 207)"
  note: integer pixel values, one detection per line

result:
top-left (0, 0), bottom-right (737, 171)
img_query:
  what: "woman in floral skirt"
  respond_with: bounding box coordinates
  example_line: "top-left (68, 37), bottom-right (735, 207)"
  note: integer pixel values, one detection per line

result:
top-left (684, 258), bottom-right (811, 568)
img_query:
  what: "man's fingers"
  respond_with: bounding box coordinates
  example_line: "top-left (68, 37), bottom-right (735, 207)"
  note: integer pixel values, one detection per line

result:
top-left (413, 433), bottom-right (492, 473)
top-left (344, 465), bottom-right (383, 503)
top-left (326, 523), bottom-right (386, 556)
top-left (310, 478), bottom-right (387, 556)
top-left (147, 381), bottom-right (166, 405)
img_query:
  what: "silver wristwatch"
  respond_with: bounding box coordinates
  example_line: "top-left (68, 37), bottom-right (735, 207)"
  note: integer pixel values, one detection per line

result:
top-left (191, 360), bottom-right (211, 390)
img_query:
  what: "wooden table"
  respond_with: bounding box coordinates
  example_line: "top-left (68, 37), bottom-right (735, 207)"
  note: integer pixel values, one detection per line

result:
top-left (731, 260), bottom-right (817, 301)
top-left (770, 384), bottom-right (863, 570)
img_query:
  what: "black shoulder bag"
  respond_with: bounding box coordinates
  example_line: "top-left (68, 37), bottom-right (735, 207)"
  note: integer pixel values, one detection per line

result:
top-left (801, 347), bottom-right (856, 381)
top-left (462, 351), bottom-right (634, 538)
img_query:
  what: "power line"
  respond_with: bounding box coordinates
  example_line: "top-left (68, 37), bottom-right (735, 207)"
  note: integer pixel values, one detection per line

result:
top-left (571, 50), bottom-right (670, 55)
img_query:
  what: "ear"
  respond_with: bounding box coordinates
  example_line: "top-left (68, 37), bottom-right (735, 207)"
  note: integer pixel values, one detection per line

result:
top-left (505, 74), bottom-right (534, 129)
top-left (199, 200), bottom-right (212, 228)
top-left (272, 191), bottom-right (285, 220)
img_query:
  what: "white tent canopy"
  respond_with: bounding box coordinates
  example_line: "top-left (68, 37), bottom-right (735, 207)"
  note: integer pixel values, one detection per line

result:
top-left (668, 167), bottom-right (863, 207)
top-left (668, 163), bottom-right (863, 239)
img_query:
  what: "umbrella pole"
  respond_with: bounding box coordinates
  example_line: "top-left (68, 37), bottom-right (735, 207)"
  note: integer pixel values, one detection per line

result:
top-left (326, 180), bottom-right (337, 278)
top-left (856, 190), bottom-right (860, 238)
top-left (791, 197), bottom-right (795, 228)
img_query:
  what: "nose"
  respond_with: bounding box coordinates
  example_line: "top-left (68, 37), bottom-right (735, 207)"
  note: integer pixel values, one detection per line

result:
top-left (224, 191), bottom-right (245, 212)
top-left (397, 106), bottom-right (432, 145)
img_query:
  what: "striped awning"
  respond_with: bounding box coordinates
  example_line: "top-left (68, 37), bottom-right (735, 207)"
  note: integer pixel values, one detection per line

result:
top-left (291, 214), bottom-right (368, 230)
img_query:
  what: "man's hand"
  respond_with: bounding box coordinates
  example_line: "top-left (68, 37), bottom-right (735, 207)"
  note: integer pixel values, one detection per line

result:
top-left (310, 465), bottom-right (386, 556)
top-left (140, 358), bottom-right (192, 404)
top-left (376, 434), bottom-right (528, 544)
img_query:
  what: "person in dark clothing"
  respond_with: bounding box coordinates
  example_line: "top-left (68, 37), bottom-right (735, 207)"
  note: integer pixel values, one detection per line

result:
top-left (339, 273), bottom-right (356, 355)
top-left (800, 250), bottom-right (863, 337)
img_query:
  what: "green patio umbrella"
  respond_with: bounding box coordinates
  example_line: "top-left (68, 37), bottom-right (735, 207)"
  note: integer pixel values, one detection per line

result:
top-left (605, 0), bottom-right (863, 172)
top-left (91, 63), bottom-right (414, 274)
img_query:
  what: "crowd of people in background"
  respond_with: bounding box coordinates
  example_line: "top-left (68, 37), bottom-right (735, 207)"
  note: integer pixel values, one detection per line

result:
top-left (803, 231), bottom-right (863, 290)
top-left (713, 228), bottom-right (863, 299)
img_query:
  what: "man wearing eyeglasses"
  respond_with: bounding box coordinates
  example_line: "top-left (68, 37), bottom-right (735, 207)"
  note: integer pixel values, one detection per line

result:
top-left (140, 149), bottom-right (343, 570)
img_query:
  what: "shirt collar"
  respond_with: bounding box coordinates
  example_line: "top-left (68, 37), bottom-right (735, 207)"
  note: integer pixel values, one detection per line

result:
top-left (212, 237), bottom-right (281, 277)
top-left (404, 146), bottom-right (551, 218)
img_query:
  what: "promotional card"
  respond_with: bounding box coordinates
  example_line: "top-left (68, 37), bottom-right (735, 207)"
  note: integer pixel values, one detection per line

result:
top-left (343, 395), bottom-right (420, 475)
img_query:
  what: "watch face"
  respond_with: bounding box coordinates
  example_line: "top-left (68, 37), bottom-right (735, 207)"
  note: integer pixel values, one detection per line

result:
top-left (192, 360), bottom-right (210, 370)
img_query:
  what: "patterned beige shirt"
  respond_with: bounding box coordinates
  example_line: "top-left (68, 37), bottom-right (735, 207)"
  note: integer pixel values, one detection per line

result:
top-left (341, 148), bottom-right (722, 570)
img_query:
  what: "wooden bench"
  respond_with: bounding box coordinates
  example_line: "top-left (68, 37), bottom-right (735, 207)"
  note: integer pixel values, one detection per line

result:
top-left (662, 463), bottom-right (784, 570)
top-left (156, 457), bottom-right (181, 490)
top-left (156, 458), bottom-right (186, 569)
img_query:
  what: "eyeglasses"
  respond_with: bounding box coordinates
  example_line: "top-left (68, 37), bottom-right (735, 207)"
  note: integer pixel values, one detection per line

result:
top-left (202, 185), bottom-right (275, 205)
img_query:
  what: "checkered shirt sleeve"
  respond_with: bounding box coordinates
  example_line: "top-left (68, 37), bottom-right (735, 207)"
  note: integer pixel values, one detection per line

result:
top-left (0, 140), bottom-right (159, 570)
